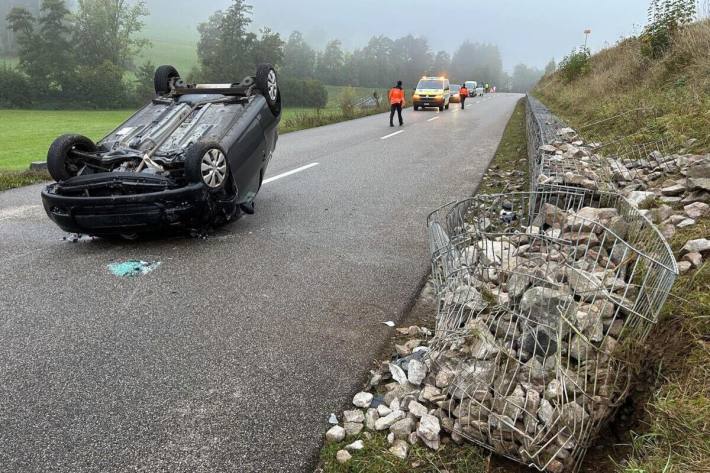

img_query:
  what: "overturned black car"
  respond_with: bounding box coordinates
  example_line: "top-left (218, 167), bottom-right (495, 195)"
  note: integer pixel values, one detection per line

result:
top-left (41, 64), bottom-right (281, 237)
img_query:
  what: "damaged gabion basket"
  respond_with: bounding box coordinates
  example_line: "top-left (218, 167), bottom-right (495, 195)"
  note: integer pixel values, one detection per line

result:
top-left (426, 188), bottom-right (677, 472)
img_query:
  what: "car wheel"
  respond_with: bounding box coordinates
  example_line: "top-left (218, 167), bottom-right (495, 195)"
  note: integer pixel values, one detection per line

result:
top-left (439, 105), bottom-right (444, 111)
top-left (154, 65), bottom-right (179, 96)
top-left (256, 64), bottom-right (281, 116)
top-left (47, 134), bottom-right (97, 182)
top-left (185, 141), bottom-right (230, 191)
top-left (413, 105), bottom-right (418, 111)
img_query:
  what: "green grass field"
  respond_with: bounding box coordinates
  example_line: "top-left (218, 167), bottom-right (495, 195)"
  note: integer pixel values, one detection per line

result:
top-left (0, 109), bottom-right (134, 171)
top-left (137, 38), bottom-right (199, 74)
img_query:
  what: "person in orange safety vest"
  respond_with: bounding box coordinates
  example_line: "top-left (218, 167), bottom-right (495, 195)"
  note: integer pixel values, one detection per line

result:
top-left (459, 84), bottom-right (468, 109)
top-left (388, 81), bottom-right (405, 127)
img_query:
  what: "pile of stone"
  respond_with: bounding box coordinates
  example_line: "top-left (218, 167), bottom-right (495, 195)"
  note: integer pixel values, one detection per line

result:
top-left (535, 127), bottom-right (614, 192)
top-left (532, 119), bottom-right (709, 273)
top-left (422, 190), bottom-right (677, 472)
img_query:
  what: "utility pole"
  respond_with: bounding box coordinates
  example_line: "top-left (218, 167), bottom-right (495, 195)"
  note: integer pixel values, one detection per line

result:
top-left (584, 29), bottom-right (592, 49)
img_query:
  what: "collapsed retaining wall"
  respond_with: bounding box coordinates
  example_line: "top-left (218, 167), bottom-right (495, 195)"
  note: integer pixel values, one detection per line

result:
top-left (425, 96), bottom-right (679, 472)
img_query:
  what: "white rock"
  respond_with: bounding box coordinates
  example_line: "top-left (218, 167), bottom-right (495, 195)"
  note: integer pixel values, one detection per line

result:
top-left (683, 252), bottom-right (703, 268)
top-left (626, 191), bottom-right (656, 207)
top-left (537, 398), bottom-right (556, 426)
top-left (389, 363), bottom-right (408, 385)
top-left (684, 202), bottom-right (709, 219)
top-left (375, 410), bottom-right (405, 431)
top-left (352, 391), bottom-right (374, 408)
top-left (682, 238), bottom-right (710, 254)
top-left (408, 400), bottom-right (428, 418)
top-left (365, 408), bottom-right (379, 430)
top-left (417, 413), bottom-right (441, 450)
top-left (419, 385), bottom-right (443, 402)
top-left (325, 425), bottom-right (346, 443)
top-left (678, 261), bottom-right (692, 274)
top-left (407, 359), bottom-right (427, 386)
top-left (677, 218), bottom-right (696, 228)
top-left (345, 439), bottom-right (365, 451)
top-left (377, 404), bottom-right (392, 417)
top-left (435, 368), bottom-right (455, 388)
top-left (336, 449), bottom-right (352, 464)
top-left (544, 380), bottom-right (564, 400)
top-left (389, 439), bottom-right (409, 459)
top-left (389, 417), bottom-right (416, 440)
top-left (343, 409), bottom-right (364, 423)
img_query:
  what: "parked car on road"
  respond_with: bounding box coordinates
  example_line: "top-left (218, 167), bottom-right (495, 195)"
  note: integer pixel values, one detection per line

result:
top-left (475, 85), bottom-right (485, 97)
top-left (464, 81), bottom-right (477, 97)
top-left (41, 64), bottom-right (282, 238)
top-left (412, 76), bottom-right (451, 111)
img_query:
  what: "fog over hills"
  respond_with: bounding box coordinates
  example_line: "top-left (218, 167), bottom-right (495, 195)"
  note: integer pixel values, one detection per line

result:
top-left (3, 0), bottom-right (650, 70)
top-left (142, 0), bottom-right (649, 69)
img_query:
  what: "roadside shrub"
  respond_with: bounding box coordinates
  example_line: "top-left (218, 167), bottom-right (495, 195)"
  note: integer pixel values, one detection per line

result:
top-left (641, 0), bottom-right (697, 58)
top-left (132, 61), bottom-right (157, 105)
top-left (339, 86), bottom-right (357, 117)
top-left (0, 65), bottom-right (31, 107)
top-left (559, 47), bottom-right (591, 83)
top-left (280, 78), bottom-right (328, 108)
top-left (63, 61), bottom-right (130, 108)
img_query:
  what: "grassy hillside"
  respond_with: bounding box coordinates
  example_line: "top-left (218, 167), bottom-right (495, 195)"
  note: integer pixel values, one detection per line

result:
top-left (536, 19), bottom-right (710, 154)
top-left (536, 20), bottom-right (710, 473)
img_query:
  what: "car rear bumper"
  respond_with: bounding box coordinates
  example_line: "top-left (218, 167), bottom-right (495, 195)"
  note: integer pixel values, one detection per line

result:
top-left (41, 174), bottom-right (215, 234)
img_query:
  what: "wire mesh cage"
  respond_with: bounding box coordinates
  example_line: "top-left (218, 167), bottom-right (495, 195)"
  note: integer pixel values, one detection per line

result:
top-left (426, 189), bottom-right (677, 472)
top-left (526, 98), bottom-right (682, 193)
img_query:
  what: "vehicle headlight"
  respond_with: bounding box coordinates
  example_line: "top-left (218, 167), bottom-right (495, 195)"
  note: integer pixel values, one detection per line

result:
top-left (413, 94), bottom-right (420, 99)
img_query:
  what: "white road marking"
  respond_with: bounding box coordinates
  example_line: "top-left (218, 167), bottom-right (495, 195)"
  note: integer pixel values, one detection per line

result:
top-left (263, 163), bottom-right (319, 184)
top-left (427, 116), bottom-right (440, 122)
top-left (380, 130), bottom-right (405, 140)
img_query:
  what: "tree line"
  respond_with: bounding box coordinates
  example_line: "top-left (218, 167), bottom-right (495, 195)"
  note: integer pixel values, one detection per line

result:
top-left (1, 0), bottom-right (545, 109)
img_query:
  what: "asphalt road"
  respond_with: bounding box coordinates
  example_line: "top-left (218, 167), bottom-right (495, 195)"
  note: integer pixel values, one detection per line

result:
top-left (0, 93), bottom-right (522, 472)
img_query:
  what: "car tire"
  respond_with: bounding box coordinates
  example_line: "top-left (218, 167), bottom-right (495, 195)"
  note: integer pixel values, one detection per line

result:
top-left (185, 141), bottom-right (230, 191)
top-left (413, 105), bottom-right (418, 111)
top-left (154, 65), bottom-right (180, 96)
top-left (47, 134), bottom-right (97, 182)
top-left (255, 63), bottom-right (281, 116)
top-left (439, 105), bottom-right (444, 111)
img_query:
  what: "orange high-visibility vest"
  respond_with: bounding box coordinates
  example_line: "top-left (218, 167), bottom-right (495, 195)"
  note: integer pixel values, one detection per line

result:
top-left (459, 87), bottom-right (468, 97)
top-left (389, 87), bottom-right (405, 105)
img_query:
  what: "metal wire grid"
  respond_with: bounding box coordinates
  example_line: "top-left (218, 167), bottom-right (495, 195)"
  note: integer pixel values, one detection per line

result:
top-left (528, 100), bottom-right (681, 187)
top-left (426, 190), bottom-right (677, 472)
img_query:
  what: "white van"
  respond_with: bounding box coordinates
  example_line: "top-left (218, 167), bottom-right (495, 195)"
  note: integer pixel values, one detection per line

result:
top-left (464, 81), bottom-right (477, 97)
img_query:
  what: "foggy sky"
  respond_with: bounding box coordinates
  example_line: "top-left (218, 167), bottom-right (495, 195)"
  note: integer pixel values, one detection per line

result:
top-left (141, 0), bottom-right (650, 71)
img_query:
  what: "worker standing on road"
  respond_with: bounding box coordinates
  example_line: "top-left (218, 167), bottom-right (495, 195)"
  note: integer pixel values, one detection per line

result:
top-left (459, 84), bottom-right (468, 110)
top-left (388, 81), bottom-right (405, 127)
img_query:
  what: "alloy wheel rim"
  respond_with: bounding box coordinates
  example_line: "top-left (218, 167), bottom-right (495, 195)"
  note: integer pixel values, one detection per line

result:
top-left (267, 70), bottom-right (278, 101)
top-left (200, 148), bottom-right (227, 188)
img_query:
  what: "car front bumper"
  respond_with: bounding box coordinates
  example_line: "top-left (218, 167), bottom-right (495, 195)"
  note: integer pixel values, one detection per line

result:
top-left (41, 174), bottom-right (216, 235)
top-left (413, 98), bottom-right (445, 107)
